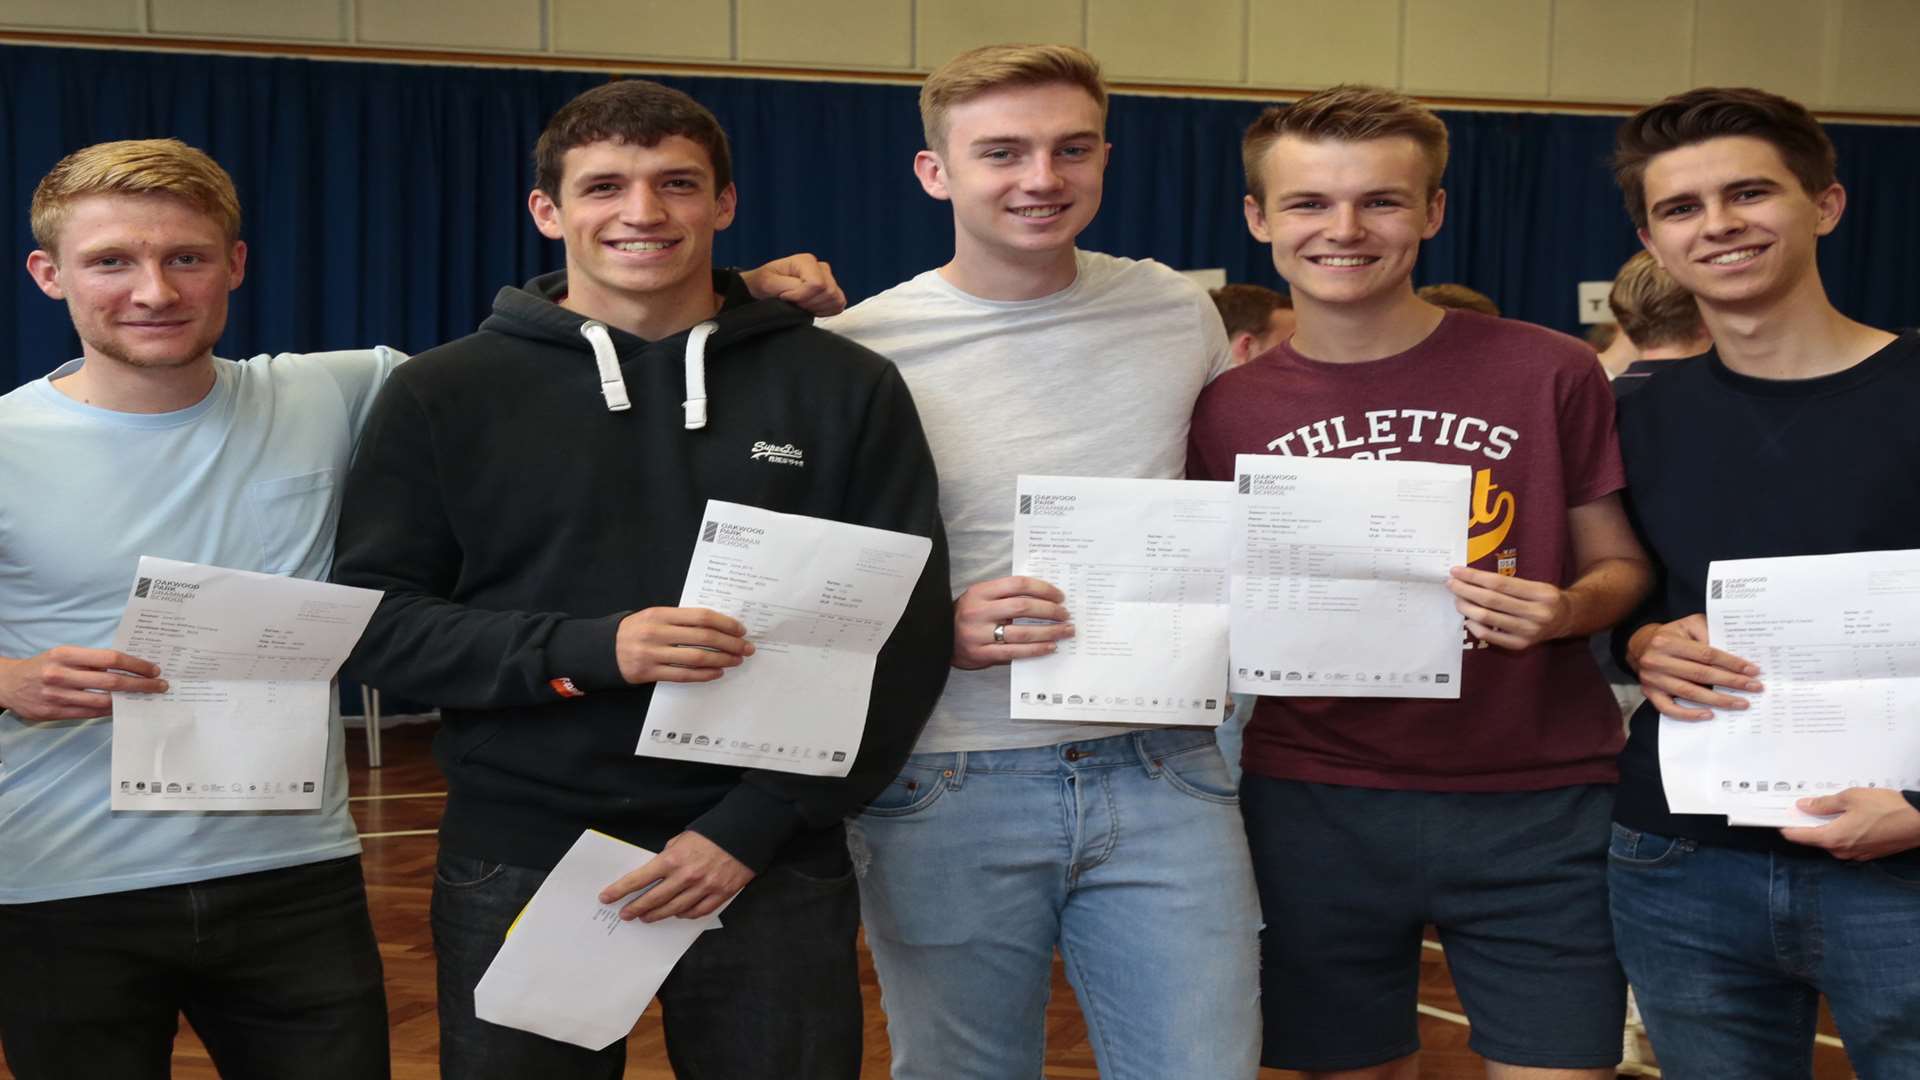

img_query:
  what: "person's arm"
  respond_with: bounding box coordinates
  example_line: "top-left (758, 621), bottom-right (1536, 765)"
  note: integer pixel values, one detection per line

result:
top-left (604, 361), bottom-right (955, 920)
top-left (332, 376), bottom-right (690, 707)
top-left (0, 648), bottom-right (166, 722)
top-left (1446, 493), bottom-right (1653, 649)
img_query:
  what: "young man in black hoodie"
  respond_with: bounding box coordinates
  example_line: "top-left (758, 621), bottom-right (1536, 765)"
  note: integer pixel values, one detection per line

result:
top-left (333, 80), bottom-right (952, 1079)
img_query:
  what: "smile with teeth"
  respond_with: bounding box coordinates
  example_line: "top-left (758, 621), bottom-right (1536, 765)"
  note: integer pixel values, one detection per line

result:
top-left (611, 240), bottom-right (675, 252)
top-left (1705, 246), bottom-right (1765, 266)
top-left (1010, 206), bottom-right (1065, 218)
top-left (1310, 256), bottom-right (1378, 267)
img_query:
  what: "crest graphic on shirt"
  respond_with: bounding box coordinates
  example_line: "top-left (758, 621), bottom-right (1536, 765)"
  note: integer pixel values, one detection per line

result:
top-left (1466, 468), bottom-right (1515, 566)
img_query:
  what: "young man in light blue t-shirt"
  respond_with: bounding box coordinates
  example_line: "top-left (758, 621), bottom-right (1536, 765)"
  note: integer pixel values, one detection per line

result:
top-left (0, 139), bottom-right (398, 1080)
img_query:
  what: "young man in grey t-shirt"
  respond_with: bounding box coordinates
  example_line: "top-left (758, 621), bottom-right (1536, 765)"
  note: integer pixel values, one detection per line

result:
top-left (822, 44), bottom-right (1260, 1079)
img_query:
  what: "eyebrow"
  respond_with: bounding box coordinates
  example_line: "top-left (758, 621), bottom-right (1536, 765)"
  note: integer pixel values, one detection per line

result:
top-left (571, 167), bottom-right (706, 188)
top-left (967, 129), bottom-right (1102, 150)
top-left (1648, 175), bottom-right (1783, 215)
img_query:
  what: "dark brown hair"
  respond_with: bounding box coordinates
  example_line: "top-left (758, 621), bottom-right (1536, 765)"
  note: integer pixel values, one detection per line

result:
top-left (1613, 87), bottom-right (1835, 230)
top-left (535, 80), bottom-right (732, 202)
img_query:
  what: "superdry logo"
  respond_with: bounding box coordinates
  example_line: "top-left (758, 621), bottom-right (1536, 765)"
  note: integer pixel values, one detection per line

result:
top-left (750, 440), bottom-right (805, 467)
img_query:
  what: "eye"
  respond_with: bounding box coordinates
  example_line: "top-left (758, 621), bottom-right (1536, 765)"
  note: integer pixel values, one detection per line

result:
top-left (1365, 198), bottom-right (1403, 209)
top-left (1287, 200), bottom-right (1324, 211)
top-left (586, 181), bottom-right (620, 196)
top-left (1057, 144), bottom-right (1091, 159)
top-left (1732, 188), bottom-right (1768, 202)
top-left (982, 148), bottom-right (1016, 163)
top-left (663, 178), bottom-right (699, 191)
top-left (1661, 201), bottom-right (1698, 218)
top-left (171, 253), bottom-right (205, 266)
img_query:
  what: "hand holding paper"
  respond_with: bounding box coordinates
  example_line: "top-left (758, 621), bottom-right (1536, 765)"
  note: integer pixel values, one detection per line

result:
top-left (474, 831), bottom-right (725, 1051)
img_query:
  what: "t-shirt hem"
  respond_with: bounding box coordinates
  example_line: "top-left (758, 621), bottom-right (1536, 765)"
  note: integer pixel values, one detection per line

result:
top-left (913, 721), bottom-right (1212, 754)
top-left (0, 837), bottom-right (363, 904)
top-left (1244, 759), bottom-right (1620, 792)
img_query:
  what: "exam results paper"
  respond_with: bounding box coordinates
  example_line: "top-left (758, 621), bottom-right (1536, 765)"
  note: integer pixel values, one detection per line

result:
top-left (107, 556), bottom-right (381, 811)
top-left (638, 501), bottom-right (933, 777)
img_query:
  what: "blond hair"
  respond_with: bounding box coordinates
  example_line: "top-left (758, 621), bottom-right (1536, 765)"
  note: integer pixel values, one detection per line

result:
top-left (1242, 85), bottom-right (1449, 205)
top-left (920, 44), bottom-right (1107, 154)
top-left (1608, 251), bottom-right (1703, 349)
top-left (31, 139), bottom-right (241, 254)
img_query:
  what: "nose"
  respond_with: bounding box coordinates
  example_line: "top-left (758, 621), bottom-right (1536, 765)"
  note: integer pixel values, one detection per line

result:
top-left (1325, 203), bottom-right (1364, 242)
top-left (1701, 197), bottom-right (1745, 239)
top-left (1022, 155), bottom-right (1064, 192)
top-left (129, 262), bottom-right (181, 309)
top-left (619, 185), bottom-right (668, 225)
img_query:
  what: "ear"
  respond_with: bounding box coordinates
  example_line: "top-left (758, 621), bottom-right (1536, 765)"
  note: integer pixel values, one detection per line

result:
top-left (1242, 194), bottom-right (1272, 244)
top-left (1636, 228), bottom-right (1664, 270)
top-left (1812, 182), bottom-right (1846, 237)
top-left (1230, 331), bottom-right (1255, 365)
top-left (226, 240), bottom-right (248, 292)
top-left (25, 250), bottom-right (63, 300)
top-left (913, 150), bottom-right (952, 202)
top-left (1422, 188), bottom-right (1447, 239)
top-left (714, 183), bottom-right (738, 233)
top-left (528, 188), bottom-right (565, 241)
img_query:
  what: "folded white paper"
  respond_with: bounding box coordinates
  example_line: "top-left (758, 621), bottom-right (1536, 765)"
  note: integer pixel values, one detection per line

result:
top-left (473, 831), bottom-right (723, 1050)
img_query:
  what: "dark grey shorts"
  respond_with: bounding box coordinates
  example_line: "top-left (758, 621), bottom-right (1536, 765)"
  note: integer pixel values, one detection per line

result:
top-left (1242, 777), bottom-right (1626, 1072)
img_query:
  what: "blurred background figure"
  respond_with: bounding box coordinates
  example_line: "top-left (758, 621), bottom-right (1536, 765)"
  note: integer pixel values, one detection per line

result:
top-left (1210, 283), bottom-right (1295, 366)
top-left (1605, 251), bottom-right (1711, 397)
top-left (1416, 282), bottom-right (1500, 316)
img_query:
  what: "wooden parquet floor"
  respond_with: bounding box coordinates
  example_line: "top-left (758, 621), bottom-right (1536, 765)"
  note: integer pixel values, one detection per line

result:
top-left (1, 724), bottom-right (1860, 1079)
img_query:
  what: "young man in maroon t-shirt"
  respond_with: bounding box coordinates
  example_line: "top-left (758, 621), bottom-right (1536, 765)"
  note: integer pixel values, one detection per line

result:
top-left (1188, 85), bottom-right (1652, 1079)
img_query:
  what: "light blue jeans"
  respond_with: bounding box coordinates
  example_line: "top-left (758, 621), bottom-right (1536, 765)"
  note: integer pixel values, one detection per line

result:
top-left (846, 728), bottom-right (1263, 1080)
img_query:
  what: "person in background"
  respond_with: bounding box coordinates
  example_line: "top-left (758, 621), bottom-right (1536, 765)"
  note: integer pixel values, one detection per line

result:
top-left (1416, 281), bottom-right (1500, 316)
top-left (1211, 281), bottom-right (1295, 366)
top-left (1604, 250), bottom-right (1711, 398)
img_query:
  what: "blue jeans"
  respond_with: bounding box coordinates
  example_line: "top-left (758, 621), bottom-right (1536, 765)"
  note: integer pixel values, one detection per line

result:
top-left (846, 729), bottom-right (1263, 1080)
top-left (432, 843), bottom-right (862, 1079)
top-left (0, 856), bottom-right (389, 1080)
top-left (1609, 825), bottom-right (1920, 1079)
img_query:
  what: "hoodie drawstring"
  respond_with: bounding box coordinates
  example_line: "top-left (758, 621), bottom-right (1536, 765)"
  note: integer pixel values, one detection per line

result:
top-left (683, 320), bottom-right (717, 430)
top-left (580, 321), bottom-right (629, 412)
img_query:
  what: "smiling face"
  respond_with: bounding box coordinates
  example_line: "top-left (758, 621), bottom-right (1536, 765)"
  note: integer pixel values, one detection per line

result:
top-left (26, 192), bottom-right (244, 374)
top-left (528, 136), bottom-right (736, 324)
top-left (915, 81), bottom-right (1108, 272)
top-left (1636, 135), bottom-right (1842, 314)
top-left (1244, 134), bottom-right (1444, 313)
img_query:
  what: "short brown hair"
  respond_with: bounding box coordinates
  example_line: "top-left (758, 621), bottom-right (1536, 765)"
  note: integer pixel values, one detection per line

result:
top-left (1417, 283), bottom-right (1500, 317)
top-left (535, 79), bottom-right (732, 202)
top-left (1613, 87), bottom-right (1836, 230)
top-left (920, 44), bottom-right (1108, 155)
top-left (1608, 251), bottom-right (1703, 349)
top-left (1209, 283), bottom-right (1292, 338)
top-left (1242, 85), bottom-right (1449, 205)
top-left (31, 138), bottom-right (241, 254)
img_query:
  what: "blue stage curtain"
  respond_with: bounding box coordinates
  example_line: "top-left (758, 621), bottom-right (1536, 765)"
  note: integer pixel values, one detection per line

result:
top-left (7, 42), bottom-right (1919, 392)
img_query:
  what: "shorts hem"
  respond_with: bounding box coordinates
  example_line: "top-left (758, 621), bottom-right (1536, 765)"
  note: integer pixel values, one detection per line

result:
top-left (1467, 1034), bottom-right (1621, 1071)
top-left (1261, 1037), bottom-right (1420, 1073)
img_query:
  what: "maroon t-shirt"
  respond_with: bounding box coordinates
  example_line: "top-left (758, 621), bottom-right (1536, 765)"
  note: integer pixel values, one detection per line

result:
top-left (1189, 310), bottom-right (1626, 791)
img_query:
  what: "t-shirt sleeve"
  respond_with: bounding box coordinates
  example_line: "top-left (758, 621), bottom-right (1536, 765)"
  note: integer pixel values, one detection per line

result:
top-left (1558, 355), bottom-right (1626, 506)
top-left (1197, 290), bottom-right (1233, 385)
top-left (307, 346), bottom-right (407, 442)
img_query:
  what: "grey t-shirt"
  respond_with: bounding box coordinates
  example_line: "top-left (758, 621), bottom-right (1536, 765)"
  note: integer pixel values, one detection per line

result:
top-left (822, 251), bottom-right (1230, 752)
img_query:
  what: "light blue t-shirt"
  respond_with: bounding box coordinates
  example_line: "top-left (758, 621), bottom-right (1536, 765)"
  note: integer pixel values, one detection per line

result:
top-left (0, 349), bottom-right (401, 903)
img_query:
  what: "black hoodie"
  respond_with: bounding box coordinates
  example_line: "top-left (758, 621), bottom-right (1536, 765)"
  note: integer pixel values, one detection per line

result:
top-left (334, 270), bottom-right (951, 873)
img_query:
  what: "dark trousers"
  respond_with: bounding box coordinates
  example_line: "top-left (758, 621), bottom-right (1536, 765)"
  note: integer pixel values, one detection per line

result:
top-left (0, 855), bottom-right (390, 1080)
top-left (433, 843), bottom-right (862, 1080)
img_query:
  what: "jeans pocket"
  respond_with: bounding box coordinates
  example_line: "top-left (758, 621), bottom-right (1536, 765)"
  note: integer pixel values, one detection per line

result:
top-left (1864, 858), bottom-right (1920, 890)
top-left (434, 851), bottom-right (507, 890)
top-left (1154, 743), bottom-right (1240, 805)
top-left (860, 761), bottom-right (949, 818)
top-left (1606, 822), bottom-right (1693, 867)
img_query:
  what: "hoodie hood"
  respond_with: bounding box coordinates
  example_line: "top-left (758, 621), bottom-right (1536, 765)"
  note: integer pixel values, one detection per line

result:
top-left (479, 268), bottom-right (814, 427)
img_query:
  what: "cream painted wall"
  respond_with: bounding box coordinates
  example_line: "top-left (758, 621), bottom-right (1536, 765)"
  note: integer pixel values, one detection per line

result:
top-left (6, 0), bottom-right (1918, 115)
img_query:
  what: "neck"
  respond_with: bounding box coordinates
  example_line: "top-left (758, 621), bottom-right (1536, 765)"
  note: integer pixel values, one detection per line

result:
top-left (938, 236), bottom-right (1079, 301)
top-left (560, 268), bottom-right (721, 342)
top-left (51, 352), bottom-right (218, 414)
top-left (1290, 288), bottom-right (1445, 364)
top-left (1699, 272), bottom-right (1893, 380)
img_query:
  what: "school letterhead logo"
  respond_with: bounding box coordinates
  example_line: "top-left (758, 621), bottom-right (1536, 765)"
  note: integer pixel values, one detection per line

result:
top-left (749, 440), bottom-right (805, 467)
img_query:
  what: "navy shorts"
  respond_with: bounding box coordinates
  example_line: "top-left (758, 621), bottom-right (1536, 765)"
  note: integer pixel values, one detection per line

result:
top-left (1242, 777), bottom-right (1626, 1072)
